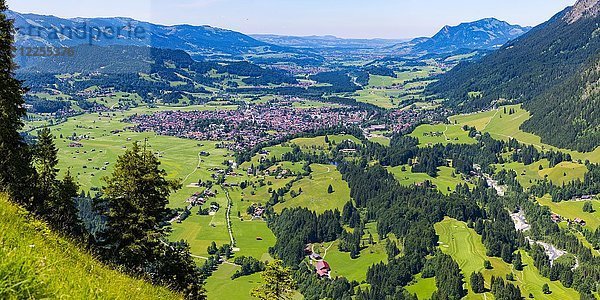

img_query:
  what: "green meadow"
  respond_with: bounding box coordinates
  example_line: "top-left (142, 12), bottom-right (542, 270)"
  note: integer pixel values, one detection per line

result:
top-left (388, 165), bottom-right (473, 195)
top-left (204, 264), bottom-right (259, 300)
top-left (368, 136), bottom-right (391, 146)
top-left (204, 263), bottom-right (304, 300)
top-left (289, 134), bottom-right (361, 152)
top-left (537, 196), bottom-right (600, 230)
top-left (44, 110), bottom-right (235, 208)
top-left (494, 160), bottom-right (587, 189)
top-left (274, 164), bottom-right (351, 214)
top-left (323, 223), bottom-right (390, 283)
top-left (435, 218), bottom-right (579, 300)
top-left (449, 105), bottom-right (600, 164)
top-left (169, 187), bottom-right (232, 257)
top-left (409, 123), bottom-right (477, 147)
top-left (405, 274), bottom-right (437, 299)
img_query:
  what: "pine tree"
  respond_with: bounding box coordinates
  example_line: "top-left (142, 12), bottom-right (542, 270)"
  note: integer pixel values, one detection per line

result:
top-left (327, 184), bottom-right (334, 194)
top-left (542, 283), bottom-right (551, 294)
top-left (54, 170), bottom-right (85, 237)
top-left (100, 142), bottom-right (181, 267)
top-left (0, 1), bottom-right (34, 205)
top-left (251, 260), bottom-right (295, 300)
top-left (34, 128), bottom-right (59, 212)
top-left (470, 272), bottom-right (485, 293)
top-left (513, 252), bottom-right (523, 271)
top-left (100, 142), bottom-right (204, 297)
top-left (32, 128), bottom-right (83, 237)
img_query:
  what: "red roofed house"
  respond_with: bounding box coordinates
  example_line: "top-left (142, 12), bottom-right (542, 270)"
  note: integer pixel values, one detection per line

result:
top-left (316, 260), bottom-right (330, 278)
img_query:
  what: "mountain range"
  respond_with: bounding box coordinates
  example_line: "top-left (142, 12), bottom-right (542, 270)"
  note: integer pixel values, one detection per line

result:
top-left (408, 18), bottom-right (531, 54)
top-left (10, 10), bottom-right (529, 62)
top-left (8, 10), bottom-right (323, 65)
top-left (428, 0), bottom-right (600, 152)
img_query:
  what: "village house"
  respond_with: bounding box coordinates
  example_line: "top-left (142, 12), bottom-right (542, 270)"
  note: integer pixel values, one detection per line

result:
top-left (316, 260), bottom-right (331, 278)
top-left (551, 213), bottom-right (561, 223)
top-left (573, 218), bottom-right (587, 226)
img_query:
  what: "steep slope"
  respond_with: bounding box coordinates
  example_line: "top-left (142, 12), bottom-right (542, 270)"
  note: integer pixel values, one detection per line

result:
top-left (413, 18), bottom-right (530, 53)
top-left (8, 10), bottom-right (322, 64)
top-left (428, 0), bottom-right (600, 152)
top-left (0, 194), bottom-right (181, 299)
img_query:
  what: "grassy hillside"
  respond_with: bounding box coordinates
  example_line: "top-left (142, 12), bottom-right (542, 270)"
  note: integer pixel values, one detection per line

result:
top-left (0, 194), bottom-right (180, 299)
top-left (274, 164), bottom-right (350, 214)
top-left (450, 105), bottom-right (600, 163)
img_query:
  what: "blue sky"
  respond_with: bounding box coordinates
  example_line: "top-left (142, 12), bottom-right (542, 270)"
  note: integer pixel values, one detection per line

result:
top-left (8, 0), bottom-right (576, 39)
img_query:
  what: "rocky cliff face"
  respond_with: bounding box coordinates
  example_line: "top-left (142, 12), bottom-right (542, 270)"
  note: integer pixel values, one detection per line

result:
top-left (564, 0), bottom-right (600, 23)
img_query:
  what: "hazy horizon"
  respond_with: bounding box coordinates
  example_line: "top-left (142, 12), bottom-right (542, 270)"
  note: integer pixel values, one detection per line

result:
top-left (8, 0), bottom-right (576, 39)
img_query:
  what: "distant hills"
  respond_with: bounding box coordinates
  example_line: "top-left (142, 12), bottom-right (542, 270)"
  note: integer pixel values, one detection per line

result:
top-left (251, 34), bottom-right (406, 49)
top-left (8, 10), bottom-right (323, 65)
top-left (428, 0), bottom-right (600, 152)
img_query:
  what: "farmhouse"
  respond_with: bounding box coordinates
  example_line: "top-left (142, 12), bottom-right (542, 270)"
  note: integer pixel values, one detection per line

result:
top-left (573, 218), bottom-right (587, 226)
top-left (551, 213), bottom-right (562, 223)
top-left (315, 260), bottom-right (331, 278)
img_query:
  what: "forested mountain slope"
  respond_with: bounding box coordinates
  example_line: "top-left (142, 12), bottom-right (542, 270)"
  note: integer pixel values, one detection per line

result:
top-left (427, 0), bottom-right (600, 152)
top-left (0, 194), bottom-right (181, 299)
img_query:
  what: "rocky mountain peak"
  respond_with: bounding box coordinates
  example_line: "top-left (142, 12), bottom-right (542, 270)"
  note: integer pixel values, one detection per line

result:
top-left (564, 0), bottom-right (600, 23)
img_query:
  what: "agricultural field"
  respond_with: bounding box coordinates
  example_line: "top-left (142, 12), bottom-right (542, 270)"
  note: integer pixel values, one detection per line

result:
top-left (409, 123), bottom-right (477, 147)
top-left (274, 164), bottom-right (351, 214)
top-left (435, 218), bottom-right (579, 300)
top-left (168, 187), bottom-right (232, 257)
top-left (537, 196), bottom-right (600, 230)
top-left (388, 166), bottom-right (473, 195)
top-left (204, 264), bottom-right (260, 300)
top-left (449, 105), bottom-right (600, 164)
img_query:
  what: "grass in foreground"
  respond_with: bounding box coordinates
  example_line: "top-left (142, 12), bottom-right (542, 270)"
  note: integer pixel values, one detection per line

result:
top-left (0, 194), bottom-right (180, 299)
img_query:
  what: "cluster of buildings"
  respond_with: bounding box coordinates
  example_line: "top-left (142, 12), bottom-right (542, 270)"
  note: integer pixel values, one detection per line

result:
top-left (125, 103), bottom-right (368, 151)
top-left (551, 213), bottom-right (587, 227)
top-left (387, 107), bottom-right (445, 133)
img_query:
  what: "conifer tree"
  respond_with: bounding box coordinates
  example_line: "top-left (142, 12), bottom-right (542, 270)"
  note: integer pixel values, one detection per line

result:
top-left (101, 142), bottom-right (180, 267)
top-left (0, 1), bottom-right (34, 205)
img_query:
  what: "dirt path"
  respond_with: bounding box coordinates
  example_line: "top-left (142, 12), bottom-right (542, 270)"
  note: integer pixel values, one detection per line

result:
top-left (224, 188), bottom-right (236, 247)
top-left (482, 109), bottom-right (499, 131)
top-left (181, 151), bottom-right (203, 185)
